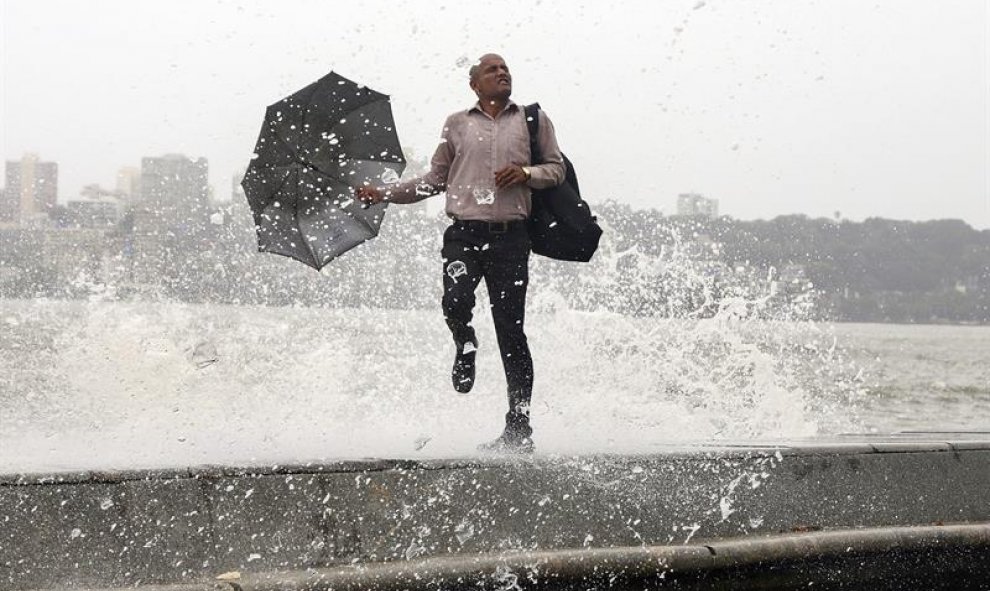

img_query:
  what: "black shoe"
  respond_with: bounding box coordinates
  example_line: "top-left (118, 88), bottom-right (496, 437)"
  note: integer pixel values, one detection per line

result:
top-left (477, 433), bottom-right (535, 454)
top-left (478, 417), bottom-right (534, 454)
top-left (452, 339), bottom-right (477, 393)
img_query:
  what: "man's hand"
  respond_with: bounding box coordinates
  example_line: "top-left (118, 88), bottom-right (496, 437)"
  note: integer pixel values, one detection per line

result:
top-left (495, 165), bottom-right (529, 189)
top-left (356, 185), bottom-right (385, 205)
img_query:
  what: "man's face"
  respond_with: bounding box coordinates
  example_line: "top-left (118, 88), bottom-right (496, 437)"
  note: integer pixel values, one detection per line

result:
top-left (471, 55), bottom-right (512, 102)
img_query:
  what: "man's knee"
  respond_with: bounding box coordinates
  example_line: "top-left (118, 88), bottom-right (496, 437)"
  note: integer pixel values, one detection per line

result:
top-left (443, 291), bottom-right (474, 319)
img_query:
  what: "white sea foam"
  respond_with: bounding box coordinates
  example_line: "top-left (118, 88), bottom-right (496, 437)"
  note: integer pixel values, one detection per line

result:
top-left (5, 220), bottom-right (964, 473)
top-left (0, 297), bottom-right (850, 472)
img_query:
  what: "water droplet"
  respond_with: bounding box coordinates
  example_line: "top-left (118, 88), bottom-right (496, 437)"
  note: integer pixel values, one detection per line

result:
top-left (455, 520), bottom-right (475, 544)
top-left (472, 187), bottom-right (495, 205)
top-left (381, 169), bottom-right (400, 184)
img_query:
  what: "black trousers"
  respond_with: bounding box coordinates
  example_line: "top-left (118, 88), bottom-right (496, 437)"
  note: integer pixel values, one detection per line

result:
top-left (441, 220), bottom-right (533, 426)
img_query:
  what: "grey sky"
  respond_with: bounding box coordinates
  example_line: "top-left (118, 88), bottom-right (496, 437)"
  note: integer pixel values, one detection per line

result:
top-left (2, 0), bottom-right (987, 228)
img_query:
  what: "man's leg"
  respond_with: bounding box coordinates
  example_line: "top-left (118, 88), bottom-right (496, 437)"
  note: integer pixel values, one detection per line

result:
top-left (441, 225), bottom-right (484, 392)
top-left (482, 232), bottom-right (534, 444)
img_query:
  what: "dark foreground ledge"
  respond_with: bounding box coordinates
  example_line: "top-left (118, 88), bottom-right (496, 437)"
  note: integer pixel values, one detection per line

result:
top-left (77, 524), bottom-right (990, 591)
top-left (2, 433), bottom-right (989, 590)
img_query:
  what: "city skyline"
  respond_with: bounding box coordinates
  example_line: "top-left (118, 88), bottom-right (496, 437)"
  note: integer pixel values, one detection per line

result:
top-left (2, 147), bottom-right (986, 228)
top-left (2, 1), bottom-right (988, 229)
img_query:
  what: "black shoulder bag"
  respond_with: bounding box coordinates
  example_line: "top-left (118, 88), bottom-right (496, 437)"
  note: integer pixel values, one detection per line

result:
top-left (524, 103), bottom-right (603, 262)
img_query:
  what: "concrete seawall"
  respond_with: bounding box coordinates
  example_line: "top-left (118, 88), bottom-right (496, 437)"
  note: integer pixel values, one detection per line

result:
top-left (2, 432), bottom-right (989, 589)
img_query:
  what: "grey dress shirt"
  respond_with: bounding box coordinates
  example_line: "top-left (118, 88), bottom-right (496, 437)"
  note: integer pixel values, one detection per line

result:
top-left (387, 100), bottom-right (566, 221)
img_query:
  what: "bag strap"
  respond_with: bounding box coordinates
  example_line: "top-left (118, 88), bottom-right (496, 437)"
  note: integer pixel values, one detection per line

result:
top-left (524, 103), bottom-right (542, 164)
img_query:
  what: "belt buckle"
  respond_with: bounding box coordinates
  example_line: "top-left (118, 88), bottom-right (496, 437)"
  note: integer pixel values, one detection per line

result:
top-left (489, 221), bottom-right (509, 234)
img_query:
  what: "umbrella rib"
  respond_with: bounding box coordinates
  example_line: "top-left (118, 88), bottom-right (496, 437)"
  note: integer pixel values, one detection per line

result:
top-left (292, 173), bottom-right (323, 269)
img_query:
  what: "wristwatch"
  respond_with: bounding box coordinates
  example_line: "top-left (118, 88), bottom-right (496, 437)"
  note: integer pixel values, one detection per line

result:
top-left (521, 166), bottom-right (532, 180)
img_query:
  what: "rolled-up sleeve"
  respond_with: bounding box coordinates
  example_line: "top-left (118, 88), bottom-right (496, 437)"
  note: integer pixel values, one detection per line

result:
top-left (387, 116), bottom-right (454, 203)
top-left (528, 110), bottom-right (566, 189)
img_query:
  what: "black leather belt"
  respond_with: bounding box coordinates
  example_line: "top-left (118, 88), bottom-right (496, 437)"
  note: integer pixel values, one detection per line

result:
top-left (454, 219), bottom-right (526, 233)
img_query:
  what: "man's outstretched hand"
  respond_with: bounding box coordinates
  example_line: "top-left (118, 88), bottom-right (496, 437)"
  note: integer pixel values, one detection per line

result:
top-left (356, 185), bottom-right (385, 205)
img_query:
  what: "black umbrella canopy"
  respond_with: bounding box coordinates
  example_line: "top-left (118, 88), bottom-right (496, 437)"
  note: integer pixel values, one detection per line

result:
top-left (241, 71), bottom-right (405, 270)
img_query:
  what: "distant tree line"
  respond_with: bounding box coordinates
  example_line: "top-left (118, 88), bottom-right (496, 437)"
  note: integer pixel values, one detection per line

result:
top-left (725, 216), bottom-right (988, 324)
top-left (598, 201), bottom-right (989, 324)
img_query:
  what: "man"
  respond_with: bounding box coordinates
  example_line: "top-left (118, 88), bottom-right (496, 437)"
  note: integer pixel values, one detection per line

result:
top-left (357, 53), bottom-right (565, 453)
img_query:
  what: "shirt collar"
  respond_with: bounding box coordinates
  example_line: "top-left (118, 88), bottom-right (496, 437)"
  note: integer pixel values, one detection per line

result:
top-left (468, 99), bottom-right (518, 116)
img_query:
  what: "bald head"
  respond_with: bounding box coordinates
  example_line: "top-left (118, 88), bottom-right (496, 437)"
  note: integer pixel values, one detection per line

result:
top-left (468, 54), bottom-right (512, 103)
top-left (468, 53), bottom-right (504, 84)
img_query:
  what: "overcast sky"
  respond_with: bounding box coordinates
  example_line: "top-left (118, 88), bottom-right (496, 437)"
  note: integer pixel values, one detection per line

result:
top-left (2, 0), bottom-right (987, 228)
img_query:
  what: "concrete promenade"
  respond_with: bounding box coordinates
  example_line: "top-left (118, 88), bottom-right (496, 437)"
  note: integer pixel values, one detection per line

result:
top-left (2, 432), bottom-right (989, 589)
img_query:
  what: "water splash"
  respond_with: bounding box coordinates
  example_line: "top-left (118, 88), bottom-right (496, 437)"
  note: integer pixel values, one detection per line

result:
top-left (0, 204), bottom-right (871, 471)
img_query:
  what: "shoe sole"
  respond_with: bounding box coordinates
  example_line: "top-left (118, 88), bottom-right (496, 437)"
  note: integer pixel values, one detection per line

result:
top-left (452, 352), bottom-right (476, 393)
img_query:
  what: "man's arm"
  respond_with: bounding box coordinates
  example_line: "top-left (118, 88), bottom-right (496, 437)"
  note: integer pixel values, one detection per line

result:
top-left (527, 110), bottom-right (566, 189)
top-left (494, 109), bottom-right (567, 189)
top-left (357, 117), bottom-right (454, 205)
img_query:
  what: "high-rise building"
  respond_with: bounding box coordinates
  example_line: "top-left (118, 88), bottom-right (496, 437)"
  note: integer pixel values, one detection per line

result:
top-left (138, 154), bottom-right (209, 231)
top-left (676, 193), bottom-right (719, 218)
top-left (116, 166), bottom-right (141, 205)
top-left (129, 154), bottom-right (209, 286)
top-left (2, 153), bottom-right (58, 226)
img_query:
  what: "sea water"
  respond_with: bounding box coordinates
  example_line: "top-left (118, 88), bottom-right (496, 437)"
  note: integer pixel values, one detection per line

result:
top-left (1, 220), bottom-right (986, 472)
